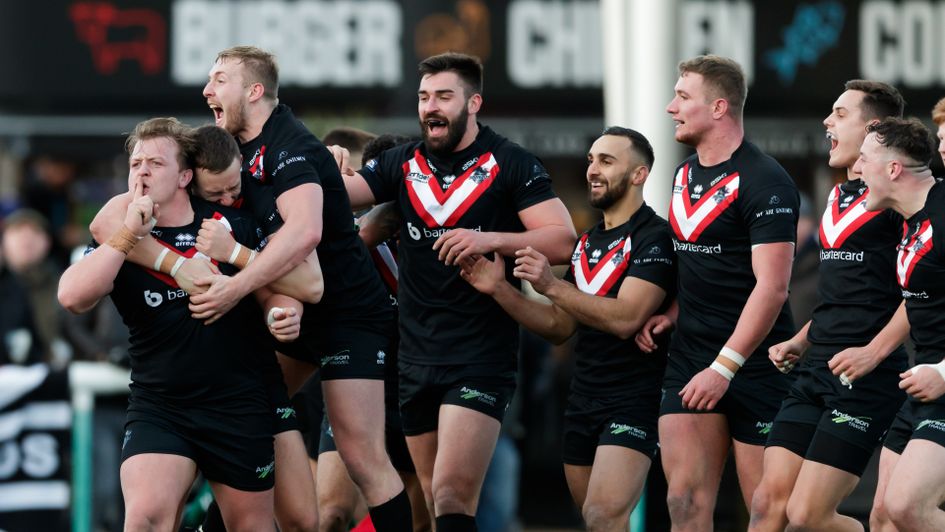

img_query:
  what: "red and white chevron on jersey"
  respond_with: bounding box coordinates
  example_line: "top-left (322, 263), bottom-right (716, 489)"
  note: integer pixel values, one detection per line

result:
top-left (404, 150), bottom-right (499, 228)
top-left (669, 164), bottom-right (740, 242)
top-left (571, 233), bottom-right (633, 296)
top-left (897, 219), bottom-right (934, 288)
top-left (819, 184), bottom-right (882, 249)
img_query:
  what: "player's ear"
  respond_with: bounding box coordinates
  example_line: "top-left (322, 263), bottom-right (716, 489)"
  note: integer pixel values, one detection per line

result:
top-left (467, 93), bottom-right (482, 115)
top-left (179, 168), bottom-right (194, 189)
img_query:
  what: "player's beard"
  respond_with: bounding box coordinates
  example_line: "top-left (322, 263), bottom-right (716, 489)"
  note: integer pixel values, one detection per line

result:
top-left (589, 170), bottom-right (631, 210)
top-left (421, 106), bottom-right (469, 158)
top-left (223, 99), bottom-right (249, 138)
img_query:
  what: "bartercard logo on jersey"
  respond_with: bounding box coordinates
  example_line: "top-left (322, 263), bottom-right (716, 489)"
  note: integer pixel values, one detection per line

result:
top-left (901, 289), bottom-right (930, 299)
top-left (143, 290), bottom-right (163, 307)
top-left (831, 410), bottom-right (871, 432)
top-left (405, 222), bottom-right (481, 241)
top-left (609, 423), bottom-right (647, 439)
top-left (820, 249), bottom-right (864, 262)
top-left (460, 386), bottom-right (497, 406)
top-left (144, 288), bottom-right (188, 307)
top-left (673, 240), bottom-right (722, 254)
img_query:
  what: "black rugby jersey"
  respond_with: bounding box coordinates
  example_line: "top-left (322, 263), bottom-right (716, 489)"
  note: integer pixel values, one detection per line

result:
top-left (563, 205), bottom-right (676, 397)
top-left (667, 141), bottom-right (798, 369)
top-left (898, 180), bottom-right (945, 365)
top-left (237, 104), bottom-right (391, 326)
top-left (807, 179), bottom-right (903, 353)
top-left (359, 125), bottom-right (557, 365)
top-left (103, 197), bottom-right (271, 403)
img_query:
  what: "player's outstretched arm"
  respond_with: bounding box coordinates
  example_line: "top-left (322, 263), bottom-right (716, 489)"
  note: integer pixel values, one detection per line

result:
top-left (434, 198), bottom-right (577, 266)
top-left (460, 252), bottom-right (576, 344)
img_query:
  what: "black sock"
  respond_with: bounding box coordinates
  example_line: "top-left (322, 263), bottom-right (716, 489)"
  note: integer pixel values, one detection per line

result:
top-left (435, 513), bottom-right (477, 532)
top-left (200, 500), bottom-right (225, 532)
top-left (369, 489), bottom-right (413, 532)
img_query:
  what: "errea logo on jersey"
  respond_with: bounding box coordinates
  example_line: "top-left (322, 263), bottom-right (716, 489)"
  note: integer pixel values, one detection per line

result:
top-left (405, 222), bottom-right (482, 241)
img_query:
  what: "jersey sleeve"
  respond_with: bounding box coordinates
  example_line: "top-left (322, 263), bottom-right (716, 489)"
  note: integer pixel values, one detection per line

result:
top-left (267, 141), bottom-right (323, 198)
top-left (626, 228), bottom-right (676, 292)
top-left (359, 145), bottom-right (413, 204)
top-left (505, 151), bottom-right (557, 212)
top-left (741, 174), bottom-right (800, 246)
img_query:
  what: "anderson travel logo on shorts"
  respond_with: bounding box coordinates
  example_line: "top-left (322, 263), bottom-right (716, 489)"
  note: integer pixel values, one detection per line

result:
top-left (460, 386), bottom-right (497, 407)
top-left (255, 460), bottom-right (275, 479)
top-left (276, 407), bottom-right (296, 420)
top-left (756, 421), bottom-right (773, 435)
top-left (321, 350), bottom-right (351, 367)
top-left (830, 410), bottom-right (871, 432)
top-left (609, 423), bottom-right (647, 439)
top-left (917, 419), bottom-right (945, 433)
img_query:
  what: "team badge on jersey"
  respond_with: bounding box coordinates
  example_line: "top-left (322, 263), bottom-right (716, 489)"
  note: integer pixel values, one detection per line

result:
top-left (248, 145), bottom-right (267, 181)
top-left (669, 164), bottom-right (740, 242)
top-left (404, 150), bottom-right (499, 228)
top-left (897, 219), bottom-right (934, 288)
top-left (819, 184), bottom-right (882, 249)
top-left (571, 233), bottom-right (633, 295)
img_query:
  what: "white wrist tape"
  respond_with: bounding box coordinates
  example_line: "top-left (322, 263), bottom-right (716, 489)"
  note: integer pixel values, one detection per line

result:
top-left (710, 361), bottom-right (735, 381)
top-left (719, 346), bottom-right (746, 367)
top-left (267, 307), bottom-right (284, 326)
top-left (248, 250), bottom-right (257, 264)
top-left (228, 243), bottom-right (242, 264)
top-left (169, 256), bottom-right (186, 277)
top-left (912, 360), bottom-right (945, 382)
top-left (153, 248), bottom-right (169, 272)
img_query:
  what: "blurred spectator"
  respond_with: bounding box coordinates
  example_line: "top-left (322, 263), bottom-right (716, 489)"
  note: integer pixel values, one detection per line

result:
top-left (0, 250), bottom-right (44, 365)
top-left (788, 192), bottom-right (819, 330)
top-left (21, 155), bottom-right (82, 266)
top-left (1, 208), bottom-right (70, 367)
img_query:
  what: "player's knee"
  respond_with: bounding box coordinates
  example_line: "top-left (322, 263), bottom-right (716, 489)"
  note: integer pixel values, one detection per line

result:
top-left (277, 507), bottom-right (318, 532)
top-left (665, 486), bottom-right (705, 522)
top-left (750, 476), bottom-right (792, 520)
top-left (869, 501), bottom-right (894, 532)
top-left (318, 505), bottom-right (352, 532)
top-left (784, 493), bottom-right (821, 530)
top-left (582, 499), bottom-right (627, 532)
top-left (884, 490), bottom-right (921, 530)
top-left (432, 482), bottom-right (476, 515)
top-left (124, 497), bottom-right (177, 531)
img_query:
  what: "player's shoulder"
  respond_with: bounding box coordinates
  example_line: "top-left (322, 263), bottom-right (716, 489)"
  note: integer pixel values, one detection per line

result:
top-left (735, 141), bottom-right (795, 190)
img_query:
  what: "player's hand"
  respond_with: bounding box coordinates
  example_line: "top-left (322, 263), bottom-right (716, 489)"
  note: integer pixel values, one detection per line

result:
top-left (268, 307), bottom-right (300, 342)
top-left (196, 218), bottom-right (237, 263)
top-left (327, 145), bottom-right (354, 176)
top-left (828, 345), bottom-right (883, 384)
top-left (433, 229), bottom-right (499, 266)
top-left (459, 252), bottom-right (505, 295)
top-left (680, 367), bottom-right (731, 411)
top-left (769, 338), bottom-right (806, 374)
top-left (635, 314), bottom-right (675, 353)
top-left (900, 366), bottom-right (945, 402)
top-left (188, 274), bottom-right (247, 324)
top-left (173, 258), bottom-right (219, 295)
top-left (512, 246), bottom-right (556, 294)
top-left (124, 180), bottom-right (158, 238)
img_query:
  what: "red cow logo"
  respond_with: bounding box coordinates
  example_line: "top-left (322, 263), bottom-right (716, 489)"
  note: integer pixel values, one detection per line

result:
top-left (69, 2), bottom-right (166, 75)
